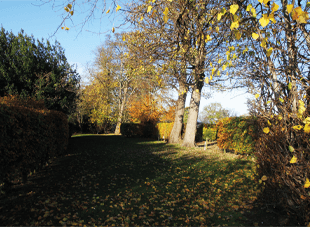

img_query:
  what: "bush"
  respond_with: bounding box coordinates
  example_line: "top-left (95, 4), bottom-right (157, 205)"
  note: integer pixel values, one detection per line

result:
top-left (120, 123), bottom-right (144, 137)
top-left (0, 95), bottom-right (69, 185)
top-left (216, 116), bottom-right (257, 155)
top-left (203, 127), bottom-right (217, 141)
top-left (255, 115), bottom-right (310, 224)
top-left (157, 122), bottom-right (174, 140)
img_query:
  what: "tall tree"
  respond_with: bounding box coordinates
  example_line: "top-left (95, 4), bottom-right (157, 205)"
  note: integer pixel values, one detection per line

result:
top-left (199, 102), bottom-right (236, 124)
top-left (0, 27), bottom-right (80, 114)
top-left (89, 31), bottom-right (165, 134)
top-left (80, 77), bottom-right (117, 133)
top-left (127, 0), bottom-right (239, 146)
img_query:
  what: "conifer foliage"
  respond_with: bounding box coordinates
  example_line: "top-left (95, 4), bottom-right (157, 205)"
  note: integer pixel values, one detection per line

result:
top-left (0, 27), bottom-right (80, 114)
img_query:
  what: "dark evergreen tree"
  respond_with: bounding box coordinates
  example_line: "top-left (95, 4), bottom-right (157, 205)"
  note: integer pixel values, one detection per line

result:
top-left (0, 27), bottom-right (80, 114)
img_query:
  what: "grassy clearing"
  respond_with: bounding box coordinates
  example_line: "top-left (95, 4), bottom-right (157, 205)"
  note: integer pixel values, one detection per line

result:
top-left (0, 134), bottom-right (265, 226)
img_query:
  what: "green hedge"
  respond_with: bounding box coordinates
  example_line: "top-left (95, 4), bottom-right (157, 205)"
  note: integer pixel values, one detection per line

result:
top-left (216, 116), bottom-right (257, 155)
top-left (121, 122), bottom-right (204, 142)
top-left (202, 124), bottom-right (217, 141)
top-left (121, 123), bottom-right (158, 138)
top-left (0, 95), bottom-right (69, 185)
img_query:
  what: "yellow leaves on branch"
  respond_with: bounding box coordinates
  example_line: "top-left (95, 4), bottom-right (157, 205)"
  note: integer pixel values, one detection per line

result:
top-left (266, 47), bottom-right (273, 57)
top-left (292, 125), bottom-right (303, 131)
top-left (211, 68), bottom-right (216, 75)
top-left (64, 4), bottom-right (74, 16)
top-left (205, 35), bottom-right (212, 42)
top-left (230, 15), bottom-right (239, 30)
top-left (235, 31), bottom-right (241, 40)
top-left (106, 9), bottom-right (110, 14)
top-left (298, 100), bottom-right (306, 119)
top-left (61, 26), bottom-right (70, 30)
top-left (260, 38), bottom-right (267, 48)
top-left (163, 7), bottom-right (169, 23)
top-left (112, 27), bottom-right (115, 33)
top-left (251, 7), bottom-right (257, 18)
top-left (116, 5), bottom-right (121, 12)
top-left (288, 82), bottom-right (292, 90)
top-left (304, 124), bottom-right (310, 133)
top-left (252, 33), bottom-right (259, 40)
top-left (269, 13), bottom-right (276, 23)
top-left (303, 117), bottom-right (310, 124)
top-left (230, 21), bottom-right (239, 30)
top-left (217, 8), bottom-right (226, 21)
top-left (230, 4), bottom-right (239, 15)
top-left (255, 94), bottom-right (260, 99)
top-left (287, 4), bottom-right (294, 14)
top-left (246, 4), bottom-right (252, 12)
top-left (243, 46), bottom-right (249, 54)
top-left (259, 14), bottom-right (270, 27)
top-left (292, 7), bottom-right (309, 23)
top-left (286, 5), bottom-right (309, 23)
top-left (258, 0), bottom-right (270, 5)
top-left (147, 5), bottom-right (152, 13)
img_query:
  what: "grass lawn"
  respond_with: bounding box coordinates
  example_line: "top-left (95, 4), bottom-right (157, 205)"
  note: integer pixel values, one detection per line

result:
top-left (0, 134), bottom-right (279, 226)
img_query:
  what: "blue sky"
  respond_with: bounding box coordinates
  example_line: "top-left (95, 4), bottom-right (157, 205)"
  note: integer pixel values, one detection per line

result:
top-left (0, 0), bottom-right (251, 116)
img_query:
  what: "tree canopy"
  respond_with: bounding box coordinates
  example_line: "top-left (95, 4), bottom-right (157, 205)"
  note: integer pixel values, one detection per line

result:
top-left (199, 102), bottom-right (236, 124)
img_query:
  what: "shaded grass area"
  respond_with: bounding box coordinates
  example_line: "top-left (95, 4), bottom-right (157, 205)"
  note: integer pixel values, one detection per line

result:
top-left (0, 134), bottom-right (276, 226)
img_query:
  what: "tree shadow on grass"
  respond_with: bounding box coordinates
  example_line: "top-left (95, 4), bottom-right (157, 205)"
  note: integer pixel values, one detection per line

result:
top-left (0, 135), bottom-right (179, 225)
top-left (0, 134), bottom-right (297, 226)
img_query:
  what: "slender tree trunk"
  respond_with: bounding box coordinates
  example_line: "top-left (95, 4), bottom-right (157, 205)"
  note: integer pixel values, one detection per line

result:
top-left (115, 87), bottom-right (127, 135)
top-left (169, 80), bottom-right (187, 144)
top-left (182, 78), bottom-right (203, 147)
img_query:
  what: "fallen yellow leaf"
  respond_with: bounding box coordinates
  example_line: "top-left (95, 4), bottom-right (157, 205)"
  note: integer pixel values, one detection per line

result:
top-left (263, 127), bottom-right (270, 134)
top-left (304, 178), bottom-right (310, 188)
top-left (289, 155), bottom-right (297, 164)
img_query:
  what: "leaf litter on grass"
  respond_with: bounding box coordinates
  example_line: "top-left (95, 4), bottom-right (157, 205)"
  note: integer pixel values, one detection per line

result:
top-left (0, 134), bottom-right (263, 226)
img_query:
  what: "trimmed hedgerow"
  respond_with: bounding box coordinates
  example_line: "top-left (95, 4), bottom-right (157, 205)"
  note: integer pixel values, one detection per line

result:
top-left (202, 124), bottom-right (217, 141)
top-left (0, 95), bottom-right (69, 185)
top-left (216, 116), bottom-right (257, 155)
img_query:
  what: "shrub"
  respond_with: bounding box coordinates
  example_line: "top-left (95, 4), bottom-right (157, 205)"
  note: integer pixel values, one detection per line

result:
top-left (120, 123), bottom-right (144, 137)
top-left (216, 116), bottom-right (257, 155)
top-left (157, 122), bottom-right (174, 140)
top-left (203, 127), bottom-right (217, 141)
top-left (255, 115), bottom-right (310, 224)
top-left (0, 95), bottom-right (69, 185)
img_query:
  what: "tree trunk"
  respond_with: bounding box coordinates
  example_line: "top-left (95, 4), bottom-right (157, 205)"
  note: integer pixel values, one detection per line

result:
top-left (115, 87), bottom-right (127, 135)
top-left (169, 80), bottom-right (187, 144)
top-left (182, 82), bottom-right (202, 147)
